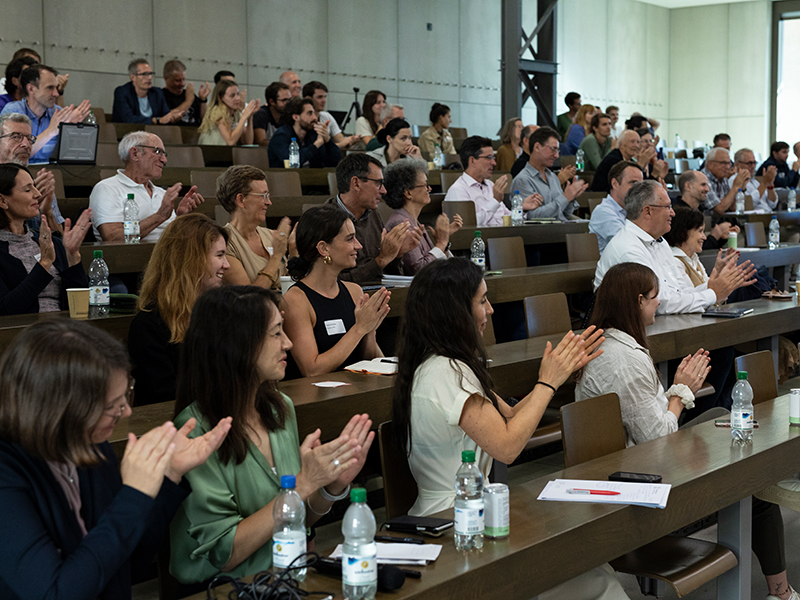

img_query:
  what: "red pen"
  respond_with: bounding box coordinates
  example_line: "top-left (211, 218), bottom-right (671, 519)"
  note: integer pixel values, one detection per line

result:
top-left (567, 489), bottom-right (621, 496)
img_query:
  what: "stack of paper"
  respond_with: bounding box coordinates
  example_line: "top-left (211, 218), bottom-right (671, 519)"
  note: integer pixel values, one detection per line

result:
top-left (344, 357), bottom-right (398, 375)
top-left (330, 542), bottom-right (442, 566)
top-left (537, 479), bottom-right (671, 509)
top-left (381, 275), bottom-right (414, 286)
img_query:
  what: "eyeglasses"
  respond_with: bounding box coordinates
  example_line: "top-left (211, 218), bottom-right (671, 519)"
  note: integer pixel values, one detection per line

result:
top-left (542, 145), bottom-right (560, 153)
top-left (103, 381), bottom-right (134, 418)
top-left (134, 71), bottom-right (155, 77)
top-left (411, 183), bottom-right (431, 190)
top-left (247, 191), bottom-right (271, 201)
top-left (0, 132), bottom-right (36, 144)
top-left (739, 161), bottom-right (757, 167)
top-left (136, 145), bottom-right (168, 158)
top-left (647, 203), bottom-right (673, 210)
top-left (359, 176), bottom-right (385, 188)
top-left (709, 160), bottom-right (733, 166)
top-left (476, 153), bottom-right (496, 161)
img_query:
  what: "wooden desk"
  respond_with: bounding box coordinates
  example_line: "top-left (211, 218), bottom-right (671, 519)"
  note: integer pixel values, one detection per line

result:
top-left (450, 222), bottom-right (589, 250)
top-left (80, 241), bottom-right (156, 273)
top-left (0, 311), bottom-right (134, 355)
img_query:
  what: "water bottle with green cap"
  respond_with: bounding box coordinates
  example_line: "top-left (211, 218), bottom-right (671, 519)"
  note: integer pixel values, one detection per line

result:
top-left (454, 449), bottom-right (484, 550)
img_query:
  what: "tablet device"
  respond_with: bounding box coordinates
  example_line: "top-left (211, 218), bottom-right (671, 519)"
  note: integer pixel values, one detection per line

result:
top-left (54, 123), bottom-right (98, 165)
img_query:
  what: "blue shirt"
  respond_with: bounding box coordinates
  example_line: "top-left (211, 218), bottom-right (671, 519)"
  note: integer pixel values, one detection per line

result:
top-left (0, 100), bottom-right (60, 164)
top-left (589, 195), bottom-right (627, 254)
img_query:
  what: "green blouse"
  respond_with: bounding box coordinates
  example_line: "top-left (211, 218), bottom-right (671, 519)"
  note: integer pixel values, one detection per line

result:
top-left (169, 394), bottom-right (302, 583)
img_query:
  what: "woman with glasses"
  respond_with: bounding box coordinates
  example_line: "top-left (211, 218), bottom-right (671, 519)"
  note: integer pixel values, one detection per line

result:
top-left (383, 159), bottom-right (462, 275)
top-left (283, 204), bottom-right (389, 378)
top-left (0, 319), bottom-right (231, 599)
top-left (197, 80), bottom-right (259, 146)
top-left (0, 163), bottom-right (91, 315)
top-left (213, 165), bottom-right (295, 290)
top-left (366, 118), bottom-right (421, 167)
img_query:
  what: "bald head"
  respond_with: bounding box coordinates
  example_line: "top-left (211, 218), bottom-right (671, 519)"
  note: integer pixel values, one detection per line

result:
top-left (280, 71), bottom-right (301, 97)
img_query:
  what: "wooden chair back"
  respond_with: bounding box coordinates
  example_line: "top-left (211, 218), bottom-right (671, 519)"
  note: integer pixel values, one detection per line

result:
top-left (302, 203), bottom-right (323, 214)
top-left (327, 172), bottom-right (339, 197)
top-left (449, 127), bottom-right (468, 140)
top-left (164, 146), bottom-right (204, 168)
top-left (744, 195), bottom-right (754, 211)
top-left (265, 171), bottom-right (302, 197)
top-left (559, 155), bottom-right (577, 168)
top-left (98, 122), bottom-right (118, 143)
top-left (565, 233), bottom-right (600, 263)
top-left (232, 146), bottom-right (270, 170)
top-left (440, 171), bottom-right (462, 193)
top-left (487, 236), bottom-right (526, 270)
top-left (144, 124), bottom-right (182, 145)
top-left (523, 292), bottom-right (571, 338)
top-left (483, 314), bottom-right (496, 346)
top-left (378, 421), bottom-right (418, 520)
top-left (190, 170), bottom-right (223, 199)
top-left (96, 142), bottom-right (123, 167)
top-left (588, 196), bottom-right (603, 214)
top-left (744, 221), bottom-right (766, 247)
top-left (560, 393), bottom-right (625, 468)
top-left (442, 201), bottom-right (476, 227)
top-left (735, 350), bottom-right (777, 405)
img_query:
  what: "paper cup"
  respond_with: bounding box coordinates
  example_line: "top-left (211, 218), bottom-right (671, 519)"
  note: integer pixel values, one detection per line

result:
top-left (280, 276), bottom-right (293, 295)
top-left (66, 288), bottom-right (90, 319)
top-left (428, 162), bottom-right (436, 171)
top-left (502, 215), bottom-right (512, 226)
top-left (283, 159), bottom-right (291, 168)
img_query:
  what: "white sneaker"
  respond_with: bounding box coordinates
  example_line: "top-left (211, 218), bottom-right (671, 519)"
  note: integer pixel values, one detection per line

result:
top-left (766, 585), bottom-right (800, 600)
top-left (777, 479), bottom-right (800, 493)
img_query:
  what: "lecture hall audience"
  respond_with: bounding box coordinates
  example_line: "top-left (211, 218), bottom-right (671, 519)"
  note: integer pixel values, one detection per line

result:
top-left (267, 97), bottom-right (341, 168)
top-left (418, 102), bottom-right (455, 162)
top-left (365, 117), bottom-right (422, 167)
top-left (161, 59), bottom-right (210, 128)
top-left (0, 56), bottom-right (38, 112)
top-left (197, 80), bottom-right (258, 146)
top-left (112, 58), bottom-right (183, 125)
top-left (303, 80), bottom-right (361, 150)
top-left (758, 141), bottom-right (800, 189)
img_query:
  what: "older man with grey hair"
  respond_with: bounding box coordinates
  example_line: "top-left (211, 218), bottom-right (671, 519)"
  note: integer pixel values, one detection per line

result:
top-left (732, 148), bottom-right (777, 212)
top-left (364, 104), bottom-right (405, 151)
top-left (594, 180), bottom-right (753, 313)
top-left (700, 146), bottom-right (749, 214)
top-left (89, 131), bottom-right (203, 242)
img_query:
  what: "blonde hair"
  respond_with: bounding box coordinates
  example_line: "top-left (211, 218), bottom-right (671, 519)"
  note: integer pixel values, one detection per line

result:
top-left (575, 104), bottom-right (597, 132)
top-left (198, 80), bottom-right (242, 135)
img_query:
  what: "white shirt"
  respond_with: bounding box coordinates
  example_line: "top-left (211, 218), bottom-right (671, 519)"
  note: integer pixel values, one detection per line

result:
top-left (89, 170), bottom-right (176, 243)
top-left (594, 220), bottom-right (716, 314)
top-left (318, 111), bottom-right (342, 137)
top-left (728, 173), bottom-right (777, 213)
top-left (589, 195), bottom-right (626, 254)
top-left (671, 246), bottom-right (709, 286)
top-left (443, 172), bottom-right (509, 227)
top-left (354, 116), bottom-right (374, 138)
top-left (575, 328), bottom-right (678, 447)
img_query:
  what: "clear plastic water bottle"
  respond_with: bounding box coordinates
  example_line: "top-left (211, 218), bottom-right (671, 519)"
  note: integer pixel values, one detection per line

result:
top-left (789, 188), bottom-right (796, 212)
top-left (731, 371), bottom-right (754, 443)
top-left (88, 250), bottom-right (110, 318)
top-left (735, 188), bottom-right (745, 214)
top-left (575, 148), bottom-right (585, 173)
top-left (84, 110), bottom-right (96, 125)
top-left (511, 190), bottom-right (524, 226)
top-left (272, 475), bottom-right (307, 581)
top-left (289, 137), bottom-right (300, 168)
top-left (470, 231), bottom-right (485, 271)
top-left (123, 193), bottom-right (140, 244)
top-left (341, 487), bottom-right (377, 600)
top-left (454, 450), bottom-right (484, 551)
top-left (674, 133), bottom-right (680, 148)
top-left (433, 143), bottom-right (443, 168)
top-left (769, 215), bottom-right (780, 249)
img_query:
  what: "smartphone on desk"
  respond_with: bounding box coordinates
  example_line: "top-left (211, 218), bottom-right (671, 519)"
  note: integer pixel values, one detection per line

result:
top-left (609, 471), bottom-right (662, 484)
top-left (384, 515), bottom-right (453, 537)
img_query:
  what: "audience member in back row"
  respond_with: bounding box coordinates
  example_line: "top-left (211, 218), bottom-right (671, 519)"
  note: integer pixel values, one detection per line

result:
top-left (254, 81), bottom-right (291, 146)
top-left (564, 104), bottom-right (597, 156)
top-left (354, 89), bottom-right (386, 146)
top-left (556, 91), bottom-right (581, 140)
top-left (268, 97), bottom-right (342, 168)
top-left (0, 64), bottom-right (91, 164)
top-left (213, 70), bottom-right (236, 85)
top-left (733, 147), bottom-right (777, 211)
top-left (0, 56), bottom-right (38, 112)
top-left (216, 165), bottom-right (296, 290)
top-left (495, 117), bottom-right (523, 172)
top-left (418, 102), bottom-right (455, 162)
top-left (635, 128), bottom-right (669, 180)
top-left (512, 126), bottom-right (586, 221)
top-left (757, 141), bottom-right (800, 189)
top-left (112, 58), bottom-right (183, 125)
top-left (383, 159), bottom-right (462, 275)
top-left (283, 204), bottom-right (390, 378)
top-left (129, 214), bottom-right (229, 406)
top-left (366, 118), bottom-right (422, 167)
top-left (579, 112), bottom-right (613, 171)
top-left (675, 170), bottom-right (739, 250)
top-left (445, 136), bottom-right (540, 226)
top-left (589, 160), bottom-right (643, 254)
top-left (591, 130), bottom-right (654, 192)
top-left (303, 80), bottom-right (361, 150)
top-left (0, 113), bottom-right (64, 233)
top-left (325, 153), bottom-right (421, 282)
top-left (364, 103), bottom-right (405, 151)
top-left (510, 124), bottom-right (537, 178)
top-left (197, 80), bottom-right (259, 146)
top-left (0, 163), bottom-right (91, 315)
top-left (89, 132), bottom-right (204, 242)
top-left (161, 59), bottom-right (210, 128)
top-left (279, 70), bottom-right (302, 98)
top-left (700, 147), bottom-right (749, 215)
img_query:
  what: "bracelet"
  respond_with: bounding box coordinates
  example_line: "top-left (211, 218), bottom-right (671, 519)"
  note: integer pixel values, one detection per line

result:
top-left (198, 97), bottom-right (207, 103)
top-left (767, 185), bottom-right (775, 190)
top-left (666, 383), bottom-right (695, 410)
top-left (155, 117), bottom-right (160, 125)
top-left (319, 483), bottom-right (350, 502)
top-left (307, 497), bottom-right (332, 516)
top-left (258, 270), bottom-right (278, 287)
top-left (535, 381), bottom-right (557, 394)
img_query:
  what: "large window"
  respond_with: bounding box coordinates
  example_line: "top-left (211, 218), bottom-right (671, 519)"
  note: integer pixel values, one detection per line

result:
top-left (771, 2), bottom-right (800, 143)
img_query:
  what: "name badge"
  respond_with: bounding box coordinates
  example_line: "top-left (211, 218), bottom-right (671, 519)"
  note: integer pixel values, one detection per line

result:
top-left (324, 319), bottom-right (346, 335)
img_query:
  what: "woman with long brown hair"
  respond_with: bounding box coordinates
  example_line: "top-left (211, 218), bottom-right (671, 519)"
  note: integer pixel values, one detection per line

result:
top-left (354, 89), bottom-right (386, 146)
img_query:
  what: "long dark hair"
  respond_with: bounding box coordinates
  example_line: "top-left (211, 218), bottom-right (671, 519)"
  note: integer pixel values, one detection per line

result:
top-left (0, 163), bottom-right (32, 230)
top-left (392, 258), bottom-right (498, 454)
top-left (175, 285), bottom-right (287, 465)
top-left (286, 204), bottom-right (351, 281)
top-left (361, 90), bottom-right (385, 132)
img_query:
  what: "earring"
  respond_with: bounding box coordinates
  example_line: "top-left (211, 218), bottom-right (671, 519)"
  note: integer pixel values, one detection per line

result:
top-left (323, 255), bottom-right (332, 265)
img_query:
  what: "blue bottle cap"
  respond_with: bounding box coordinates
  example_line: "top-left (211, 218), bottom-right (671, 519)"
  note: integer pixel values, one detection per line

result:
top-left (280, 475), bottom-right (296, 488)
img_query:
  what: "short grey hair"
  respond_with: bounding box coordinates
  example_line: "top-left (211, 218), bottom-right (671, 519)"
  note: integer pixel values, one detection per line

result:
top-left (383, 159), bottom-right (428, 209)
top-left (380, 103), bottom-right (403, 122)
top-left (128, 58), bottom-right (150, 76)
top-left (706, 146), bottom-right (730, 163)
top-left (733, 148), bottom-right (754, 163)
top-left (163, 59), bottom-right (186, 79)
top-left (0, 112), bottom-right (32, 133)
top-left (118, 131), bottom-right (155, 163)
top-left (677, 170), bottom-right (698, 195)
top-left (625, 180), bottom-right (662, 221)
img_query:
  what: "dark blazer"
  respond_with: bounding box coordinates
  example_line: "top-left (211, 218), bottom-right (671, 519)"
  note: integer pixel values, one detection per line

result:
top-left (0, 231), bottom-right (89, 315)
top-left (128, 307), bottom-right (181, 406)
top-left (267, 124), bottom-right (342, 168)
top-left (112, 82), bottom-right (171, 124)
top-left (591, 148), bottom-right (624, 192)
top-left (0, 440), bottom-right (188, 600)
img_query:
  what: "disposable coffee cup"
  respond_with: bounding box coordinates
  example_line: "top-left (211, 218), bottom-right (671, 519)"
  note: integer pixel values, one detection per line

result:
top-left (66, 288), bottom-right (90, 319)
top-left (502, 215), bottom-right (512, 226)
top-left (428, 162), bottom-right (436, 171)
top-left (283, 159), bottom-right (291, 169)
top-left (727, 231), bottom-right (738, 249)
top-left (280, 276), bottom-right (293, 295)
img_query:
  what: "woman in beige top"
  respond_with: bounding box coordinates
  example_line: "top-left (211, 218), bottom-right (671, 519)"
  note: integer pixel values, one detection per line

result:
top-left (217, 165), bottom-right (296, 289)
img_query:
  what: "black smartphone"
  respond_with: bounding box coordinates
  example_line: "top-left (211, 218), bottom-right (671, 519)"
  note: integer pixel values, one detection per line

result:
top-left (384, 515), bottom-right (453, 537)
top-left (609, 471), bottom-right (662, 484)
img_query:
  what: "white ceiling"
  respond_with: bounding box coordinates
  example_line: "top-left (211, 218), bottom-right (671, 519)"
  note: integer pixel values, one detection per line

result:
top-left (637, 0), bottom-right (767, 8)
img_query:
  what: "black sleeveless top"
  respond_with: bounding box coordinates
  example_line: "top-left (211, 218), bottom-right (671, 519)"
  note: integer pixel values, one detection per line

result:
top-left (285, 280), bottom-right (362, 379)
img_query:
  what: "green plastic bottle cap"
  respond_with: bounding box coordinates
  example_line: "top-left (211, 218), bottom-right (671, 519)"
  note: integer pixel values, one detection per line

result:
top-left (127, 193), bottom-right (134, 199)
top-left (474, 231), bottom-right (482, 238)
top-left (461, 450), bottom-right (476, 463)
top-left (93, 250), bottom-right (103, 259)
top-left (350, 487), bottom-right (367, 503)
top-left (737, 371), bottom-right (748, 380)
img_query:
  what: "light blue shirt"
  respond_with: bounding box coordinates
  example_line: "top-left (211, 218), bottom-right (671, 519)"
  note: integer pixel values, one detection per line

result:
top-left (0, 100), bottom-right (60, 164)
top-left (511, 163), bottom-right (576, 221)
top-left (589, 195), bottom-right (626, 254)
top-left (137, 96), bottom-right (152, 118)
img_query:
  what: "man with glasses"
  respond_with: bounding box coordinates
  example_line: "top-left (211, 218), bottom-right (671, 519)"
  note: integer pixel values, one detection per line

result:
top-left (512, 126), bottom-right (585, 221)
top-left (731, 149), bottom-right (777, 212)
top-left (112, 58), bottom-right (184, 125)
top-left (675, 170), bottom-right (739, 250)
top-left (325, 153), bottom-right (421, 283)
top-left (701, 147), bottom-right (749, 214)
top-left (254, 81), bottom-right (291, 146)
top-left (90, 131), bottom-right (204, 242)
top-left (757, 141), bottom-right (800, 189)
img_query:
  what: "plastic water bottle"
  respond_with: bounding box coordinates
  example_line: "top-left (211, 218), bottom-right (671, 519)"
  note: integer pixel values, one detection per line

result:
top-left (511, 190), bottom-right (524, 226)
top-left (123, 194), bottom-right (140, 244)
top-left (769, 215), bottom-right (780, 249)
top-left (470, 231), bottom-right (485, 270)
top-left (454, 450), bottom-right (484, 551)
top-left (575, 148), bottom-right (585, 172)
top-left (674, 133), bottom-right (680, 148)
top-left (434, 143), bottom-right (443, 168)
top-left (731, 371), bottom-right (754, 443)
top-left (341, 487), bottom-right (377, 600)
top-left (789, 188), bottom-right (796, 212)
top-left (84, 110), bottom-right (96, 125)
top-left (289, 137), bottom-right (300, 168)
top-left (272, 475), bottom-right (306, 581)
top-left (88, 250), bottom-right (109, 318)
top-left (735, 188), bottom-right (745, 214)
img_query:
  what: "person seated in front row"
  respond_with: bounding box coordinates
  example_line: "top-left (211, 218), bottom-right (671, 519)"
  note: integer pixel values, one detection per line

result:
top-left (365, 117), bottom-right (421, 167)
top-left (111, 58), bottom-right (183, 125)
top-left (282, 205), bottom-right (390, 378)
top-left (383, 159), bottom-right (462, 275)
top-left (128, 214), bottom-right (229, 407)
top-left (89, 131), bottom-right (204, 242)
top-left (417, 102), bottom-right (455, 162)
top-left (0, 163), bottom-right (91, 315)
top-left (267, 97), bottom-right (341, 168)
top-left (393, 258), bottom-right (631, 600)
top-left (0, 319), bottom-right (230, 599)
top-left (444, 136), bottom-right (542, 227)
top-left (197, 80), bottom-right (259, 146)
top-left (170, 285), bottom-right (373, 585)
top-left (577, 262), bottom-right (799, 600)
top-left (216, 164), bottom-right (296, 290)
